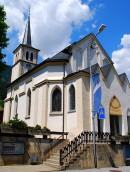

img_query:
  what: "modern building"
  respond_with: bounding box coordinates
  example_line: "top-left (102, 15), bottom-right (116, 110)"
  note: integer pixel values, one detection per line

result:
top-left (3, 15), bottom-right (130, 139)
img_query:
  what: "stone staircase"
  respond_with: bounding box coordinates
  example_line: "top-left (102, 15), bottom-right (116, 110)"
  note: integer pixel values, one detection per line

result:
top-left (63, 144), bottom-right (88, 169)
top-left (44, 139), bottom-right (68, 170)
top-left (45, 142), bottom-right (87, 170)
top-left (45, 152), bottom-right (63, 169)
top-left (43, 131), bottom-right (130, 170)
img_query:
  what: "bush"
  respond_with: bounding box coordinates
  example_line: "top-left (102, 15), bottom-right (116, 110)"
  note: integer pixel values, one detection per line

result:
top-left (34, 124), bottom-right (41, 130)
top-left (9, 114), bottom-right (27, 129)
top-left (0, 114), bottom-right (28, 129)
top-left (0, 122), bottom-right (10, 126)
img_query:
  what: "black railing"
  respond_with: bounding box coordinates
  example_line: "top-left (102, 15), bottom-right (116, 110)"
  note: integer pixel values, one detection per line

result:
top-left (44, 132), bottom-right (68, 155)
top-left (60, 131), bottom-right (111, 166)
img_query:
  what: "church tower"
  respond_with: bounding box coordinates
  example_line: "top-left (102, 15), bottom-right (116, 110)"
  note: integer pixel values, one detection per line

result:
top-left (11, 10), bottom-right (40, 82)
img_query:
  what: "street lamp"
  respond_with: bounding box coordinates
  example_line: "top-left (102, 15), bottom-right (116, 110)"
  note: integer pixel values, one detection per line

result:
top-left (90, 24), bottom-right (106, 168)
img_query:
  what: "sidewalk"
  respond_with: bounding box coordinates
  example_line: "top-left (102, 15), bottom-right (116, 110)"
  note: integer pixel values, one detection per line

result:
top-left (66, 166), bottom-right (130, 172)
top-left (0, 164), bottom-right (130, 172)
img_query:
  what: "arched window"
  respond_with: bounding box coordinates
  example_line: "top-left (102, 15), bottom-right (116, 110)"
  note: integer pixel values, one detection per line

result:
top-left (27, 89), bottom-right (31, 116)
top-left (14, 95), bottom-right (18, 115)
top-left (30, 52), bottom-right (33, 61)
top-left (52, 88), bottom-right (61, 111)
top-left (69, 85), bottom-right (75, 110)
top-left (26, 51), bottom-right (29, 60)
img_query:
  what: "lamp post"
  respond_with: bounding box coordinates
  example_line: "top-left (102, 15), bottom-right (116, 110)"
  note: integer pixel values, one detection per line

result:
top-left (90, 24), bottom-right (106, 168)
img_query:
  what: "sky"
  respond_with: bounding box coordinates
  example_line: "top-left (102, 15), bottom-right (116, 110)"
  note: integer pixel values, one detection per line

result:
top-left (1, 0), bottom-right (130, 79)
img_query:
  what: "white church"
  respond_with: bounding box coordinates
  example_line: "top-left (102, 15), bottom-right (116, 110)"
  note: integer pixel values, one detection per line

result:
top-left (3, 15), bottom-right (130, 138)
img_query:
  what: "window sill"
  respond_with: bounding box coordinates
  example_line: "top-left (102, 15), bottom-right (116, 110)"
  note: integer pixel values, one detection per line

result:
top-left (25, 116), bottom-right (30, 119)
top-left (68, 110), bottom-right (76, 113)
top-left (50, 112), bottom-right (63, 116)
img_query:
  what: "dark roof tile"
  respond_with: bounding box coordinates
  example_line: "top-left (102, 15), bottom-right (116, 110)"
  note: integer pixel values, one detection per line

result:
top-left (118, 73), bottom-right (128, 84)
top-left (100, 63), bottom-right (113, 79)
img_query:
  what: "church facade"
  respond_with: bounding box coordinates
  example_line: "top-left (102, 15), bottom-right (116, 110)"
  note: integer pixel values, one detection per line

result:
top-left (3, 17), bottom-right (130, 138)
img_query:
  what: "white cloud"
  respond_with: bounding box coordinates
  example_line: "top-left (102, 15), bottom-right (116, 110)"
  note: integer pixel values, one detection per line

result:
top-left (112, 34), bottom-right (130, 80)
top-left (1, 0), bottom-right (94, 60)
top-left (91, 23), bottom-right (96, 29)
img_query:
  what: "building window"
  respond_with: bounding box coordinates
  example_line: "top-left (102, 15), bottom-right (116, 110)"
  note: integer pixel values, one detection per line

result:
top-left (69, 85), bottom-right (75, 110)
top-left (30, 52), bottom-right (33, 61)
top-left (14, 95), bottom-right (18, 115)
top-left (26, 51), bottom-right (29, 60)
top-left (52, 88), bottom-right (61, 111)
top-left (27, 89), bottom-right (31, 116)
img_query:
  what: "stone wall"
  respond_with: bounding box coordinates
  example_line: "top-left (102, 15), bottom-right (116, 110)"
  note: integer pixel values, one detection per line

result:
top-left (67, 144), bottom-right (130, 169)
top-left (0, 136), bottom-right (53, 166)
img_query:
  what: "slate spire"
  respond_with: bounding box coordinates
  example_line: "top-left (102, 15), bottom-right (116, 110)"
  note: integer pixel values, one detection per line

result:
top-left (22, 8), bottom-right (31, 46)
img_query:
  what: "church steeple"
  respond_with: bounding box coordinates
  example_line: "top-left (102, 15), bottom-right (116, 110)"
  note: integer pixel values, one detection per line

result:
top-left (22, 8), bottom-right (31, 46)
top-left (11, 8), bottom-right (40, 82)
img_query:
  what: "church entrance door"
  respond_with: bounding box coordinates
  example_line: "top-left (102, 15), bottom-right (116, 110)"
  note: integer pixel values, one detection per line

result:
top-left (110, 115), bottom-right (120, 135)
top-left (109, 96), bottom-right (122, 135)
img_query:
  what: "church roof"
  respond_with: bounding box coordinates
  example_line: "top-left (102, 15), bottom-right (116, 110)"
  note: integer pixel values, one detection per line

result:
top-left (7, 58), bottom-right (69, 88)
top-left (22, 10), bottom-right (31, 46)
top-left (65, 63), bottom-right (114, 80)
top-left (13, 44), bottom-right (40, 54)
top-left (49, 51), bottom-right (71, 61)
top-left (9, 31), bottom-right (116, 88)
top-left (84, 63), bottom-right (99, 74)
top-left (100, 63), bottom-right (113, 79)
top-left (118, 73), bottom-right (129, 84)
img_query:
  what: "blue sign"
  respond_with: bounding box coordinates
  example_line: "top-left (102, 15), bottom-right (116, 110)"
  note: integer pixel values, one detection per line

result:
top-left (99, 107), bottom-right (105, 119)
top-left (92, 73), bottom-right (102, 116)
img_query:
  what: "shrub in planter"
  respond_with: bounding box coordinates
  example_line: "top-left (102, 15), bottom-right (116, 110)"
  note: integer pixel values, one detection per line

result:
top-left (0, 115), bottom-right (28, 134)
top-left (9, 114), bottom-right (27, 129)
top-left (0, 122), bottom-right (10, 126)
top-left (34, 124), bottom-right (41, 130)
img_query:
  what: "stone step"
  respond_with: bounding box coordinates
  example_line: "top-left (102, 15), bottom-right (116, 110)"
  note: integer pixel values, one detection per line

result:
top-left (45, 161), bottom-right (65, 170)
top-left (51, 155), bottom-right (60, 160)
top-left (46, 158), bottom-right (60, 165)
top-left (54, 152), bottom-right (60, 156)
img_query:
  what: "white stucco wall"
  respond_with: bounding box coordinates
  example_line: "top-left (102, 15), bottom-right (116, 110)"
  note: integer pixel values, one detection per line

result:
top-left (65, 79), bottom-right (77, 132)
top-left (99, 68), bottom-right (130, 135)
top-left (65, 36), bottom-right (110, 77)
top-left (4, 34), bottom-right (130, 138)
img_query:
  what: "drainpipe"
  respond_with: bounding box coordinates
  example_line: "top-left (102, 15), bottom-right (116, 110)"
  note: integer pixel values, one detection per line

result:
top-left (9, 87), bottom-right (12, 121)
top-left (63, 63), bottom-right (65, 133)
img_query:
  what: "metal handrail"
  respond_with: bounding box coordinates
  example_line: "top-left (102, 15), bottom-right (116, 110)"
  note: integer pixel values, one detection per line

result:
top-left (60, 131), bottom-right (111, 166)
top-left (44, 132), bottom-right (68, 154)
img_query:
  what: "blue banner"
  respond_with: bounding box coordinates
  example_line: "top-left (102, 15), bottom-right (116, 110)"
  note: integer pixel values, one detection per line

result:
top-left (92, 73), bottom-right (102, 116)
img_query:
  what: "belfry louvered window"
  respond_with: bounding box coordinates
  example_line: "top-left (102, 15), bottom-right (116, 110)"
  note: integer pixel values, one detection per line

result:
top-left (30, 52), bottom-right (33, 61)
top-left (52, 88), bottom-right (61, 111)
top-left (69, 85), bottom-right (75, 110)
top-left (26, 51), bottom-right (29, 60)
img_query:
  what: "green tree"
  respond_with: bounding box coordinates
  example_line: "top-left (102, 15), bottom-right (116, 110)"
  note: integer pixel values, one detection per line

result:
top-left (0, 5), bottom-right (9, 78)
